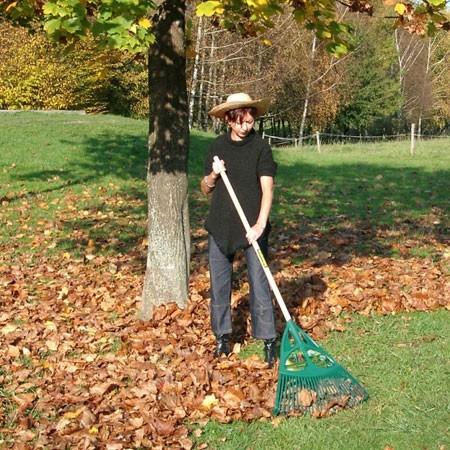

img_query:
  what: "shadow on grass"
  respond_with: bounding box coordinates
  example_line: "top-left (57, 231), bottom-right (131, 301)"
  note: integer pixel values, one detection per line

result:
top-left (267, 160), bottom-right (449, 261)
top-left (31, 132), bottom-right (211, 257)
top-left (51, 132), bottom-right (214, 257)
top-left (56, 186), bottom-right (148, 258)
top-left (8, 128), bottom-right (449, 264)
top-left (7, 133), bottom-right (149, 202)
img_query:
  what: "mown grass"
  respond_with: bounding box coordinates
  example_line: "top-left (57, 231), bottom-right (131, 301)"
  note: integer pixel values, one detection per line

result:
top-left (270, 141), bottom-right (449, 265)
top-left (0, 112), bottom-right (148, 257)
top-left (1, 112), bottom-right (449, 261)
top-left (1, 113), bottom-right (449, 449)
top-left (273, 140), bottom-right (450, 228)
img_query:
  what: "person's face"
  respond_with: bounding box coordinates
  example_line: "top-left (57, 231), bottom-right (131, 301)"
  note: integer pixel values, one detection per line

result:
top-left (227, 112), bottom-right (255, 141)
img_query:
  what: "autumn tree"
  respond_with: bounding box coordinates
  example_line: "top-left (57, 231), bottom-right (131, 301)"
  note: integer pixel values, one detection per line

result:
top-left (0, 0), bottom-right (190, 318)
top-left (1, 0), bottom-right (448, 318)
top-left (396, 30), bottom-right (450, 134)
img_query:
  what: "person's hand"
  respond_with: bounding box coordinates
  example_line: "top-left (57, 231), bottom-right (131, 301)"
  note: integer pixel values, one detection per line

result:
top-left (246, 223), bottom-right (265, 244)
top-left (212, 159), bottom-right (225, 175)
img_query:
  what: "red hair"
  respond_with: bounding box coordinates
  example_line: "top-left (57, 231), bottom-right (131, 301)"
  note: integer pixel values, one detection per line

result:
top-left (225, 107), bottom-right (256, 123)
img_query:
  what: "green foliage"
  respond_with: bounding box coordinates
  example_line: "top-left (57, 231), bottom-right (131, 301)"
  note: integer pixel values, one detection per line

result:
top-left (196, 0), bottom-right (450, 57)
top-left (0, 22), bottom-right (148, 115)
top-left (105, 54), bottom-right (149, 119)
top-left (1, 0), bottom-right (157, 52)
top-left (196, 1), bottom-right (224, 17)
top-left (333, 19), bottom-right (402, 134)
top-left (196, 0), bottom-right (353, 57)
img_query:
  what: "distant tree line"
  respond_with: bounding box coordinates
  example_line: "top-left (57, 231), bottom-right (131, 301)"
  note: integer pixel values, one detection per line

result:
top-left (1, 4), bottom-right (449, 136)
top-left (187, 6), bottom-right (450, 137)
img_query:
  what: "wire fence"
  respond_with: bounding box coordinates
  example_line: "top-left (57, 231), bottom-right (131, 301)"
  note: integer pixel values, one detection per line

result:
top-left (262, 125), bottom-right (450, 155)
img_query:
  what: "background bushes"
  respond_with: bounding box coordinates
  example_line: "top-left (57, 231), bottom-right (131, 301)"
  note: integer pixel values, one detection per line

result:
top-left (0, 22), bottom-right (149, 117)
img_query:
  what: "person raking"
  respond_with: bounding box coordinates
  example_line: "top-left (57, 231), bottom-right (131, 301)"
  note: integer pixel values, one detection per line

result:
top-left (201, 92), bottom-right (278, 367)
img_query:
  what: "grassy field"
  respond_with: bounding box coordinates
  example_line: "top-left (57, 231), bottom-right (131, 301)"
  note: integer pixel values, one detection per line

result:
top-left (1, 112), bottom-right (449, 449)
top-left (0, 112), bottom-right (148, 256)
top-left (1, 112), bottom-right (449, 260)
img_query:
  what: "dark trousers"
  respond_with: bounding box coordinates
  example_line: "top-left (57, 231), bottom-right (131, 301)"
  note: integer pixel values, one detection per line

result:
top-left (208, 234), bottom-right (276, 340)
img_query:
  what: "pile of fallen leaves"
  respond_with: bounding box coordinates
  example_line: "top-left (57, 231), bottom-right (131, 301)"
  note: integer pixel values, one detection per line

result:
top-left (1, 226), bottom-right (449, 448)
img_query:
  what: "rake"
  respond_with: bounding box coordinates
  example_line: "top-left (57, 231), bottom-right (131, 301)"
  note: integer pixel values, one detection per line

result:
top-left (213, 156), bottom-right (368, 416)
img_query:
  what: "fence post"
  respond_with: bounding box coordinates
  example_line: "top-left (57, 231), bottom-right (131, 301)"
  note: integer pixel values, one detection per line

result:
top-left (262, 131), bottom-right (265, 140)
top-left (316, 131), bottom-right (321, 153)
top-left (410, 123), bottom-right (415, 155)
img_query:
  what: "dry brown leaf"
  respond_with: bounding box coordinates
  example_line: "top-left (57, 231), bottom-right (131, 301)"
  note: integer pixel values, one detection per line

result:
top-left (298, 389), bottom-right (317, 407)
top-left (80, 408), bottom-right (97, 429)
top-left (222, 390), bottom-right (242, 409)
top-left (151, 417), bottom-right (176, 436)
top-left (90, 382), bottom-right (119, 396)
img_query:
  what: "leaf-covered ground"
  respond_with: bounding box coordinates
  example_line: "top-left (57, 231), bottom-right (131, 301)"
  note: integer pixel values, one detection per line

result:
top-left (1, 115), bottom-right (449, 448)
top-left (1, 192), bottom-right (448, 448)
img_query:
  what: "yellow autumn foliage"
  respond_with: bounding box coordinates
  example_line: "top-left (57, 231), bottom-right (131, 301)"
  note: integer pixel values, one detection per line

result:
top-left (0, 22), bottom-right (148, 117)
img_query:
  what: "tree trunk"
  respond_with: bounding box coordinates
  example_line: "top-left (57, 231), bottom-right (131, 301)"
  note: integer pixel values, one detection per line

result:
top-left (189, 16), bottom-right (204, 129)
top-left (207, 31), bottom-right (218, 132)
top-left (141, 0), bottom-right (190, 320)
top-left (299, 35), bottom-right (316, 144)
top-left (197, 34), bottom-right (206, 129)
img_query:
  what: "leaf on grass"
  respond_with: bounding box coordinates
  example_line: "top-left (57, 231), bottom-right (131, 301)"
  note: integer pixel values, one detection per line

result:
top-left (8, 345), bottom-right (20, 357)
top-left (90, 382), bottom-right (119, 396)
top-left (151, 417), bottom-right (175, 436)
top-left (46, 339), bottom-right (59, 351)
top-left (80, 408), bottom-right (97, 429)
top-left (222, 389), bottom-right (243, 409)
top-left (63, 407), bottom-right (85, 420)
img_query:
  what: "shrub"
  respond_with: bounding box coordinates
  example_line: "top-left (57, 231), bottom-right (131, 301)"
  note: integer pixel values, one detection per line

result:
top-left (0, 22), bottom-right (148, 117)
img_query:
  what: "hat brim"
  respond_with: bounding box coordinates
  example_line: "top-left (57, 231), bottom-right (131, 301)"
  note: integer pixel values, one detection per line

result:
top-left (208, 98), bottom-right (270, 119)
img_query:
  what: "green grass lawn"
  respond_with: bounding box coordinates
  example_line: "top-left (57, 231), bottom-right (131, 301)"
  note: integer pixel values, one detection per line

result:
top-left (1, 112), bottom-right (449, 260)
top-left (1, 112), bottom-right (449, 449)
top-left (0, 112), bottom-right (148, 256)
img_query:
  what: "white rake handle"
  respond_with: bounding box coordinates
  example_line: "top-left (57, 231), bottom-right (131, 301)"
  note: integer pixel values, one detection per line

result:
top-left (213, 156), bottom-right (292, 323)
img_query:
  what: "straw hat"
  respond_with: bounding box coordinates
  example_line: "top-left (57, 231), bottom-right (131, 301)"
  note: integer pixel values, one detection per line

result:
top-left (208, 93), bottom-right (270, 119)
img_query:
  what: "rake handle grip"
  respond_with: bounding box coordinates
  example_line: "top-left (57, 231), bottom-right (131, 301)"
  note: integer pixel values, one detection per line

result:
top-left (213, 156), bottom-right (292, 323)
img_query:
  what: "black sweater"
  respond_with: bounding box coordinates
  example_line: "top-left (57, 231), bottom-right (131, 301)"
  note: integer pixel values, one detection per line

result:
top-left (203, 129), bottom-right (277, 256)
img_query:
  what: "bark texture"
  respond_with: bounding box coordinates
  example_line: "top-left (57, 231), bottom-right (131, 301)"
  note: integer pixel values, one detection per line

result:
top-left (141, 0), bottom-right (190, 320)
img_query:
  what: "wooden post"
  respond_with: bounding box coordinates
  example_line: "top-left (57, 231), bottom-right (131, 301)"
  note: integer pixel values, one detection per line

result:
top-left (262, 131), bottom-right (265, 140)
top-left (316, 131), bottom-right (321, 153)
top-left (410, 123), bottom-right (415, 155)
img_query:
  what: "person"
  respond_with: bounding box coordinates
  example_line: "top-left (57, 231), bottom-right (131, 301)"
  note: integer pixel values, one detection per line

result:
top-left (201, 92), bottom-right (278, 367)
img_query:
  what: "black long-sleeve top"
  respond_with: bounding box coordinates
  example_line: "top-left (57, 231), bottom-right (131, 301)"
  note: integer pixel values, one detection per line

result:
top-left (203, 129), bottom-right (277, 256)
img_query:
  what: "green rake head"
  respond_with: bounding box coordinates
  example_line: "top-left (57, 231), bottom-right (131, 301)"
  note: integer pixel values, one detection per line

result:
top-left (274, 320), bottom-right (368, 416)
